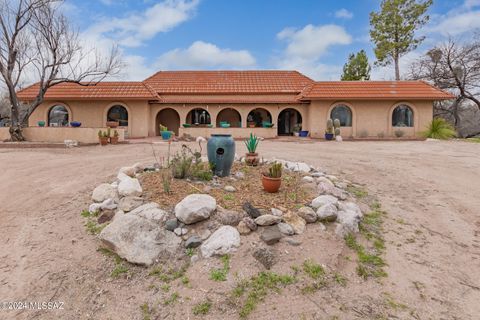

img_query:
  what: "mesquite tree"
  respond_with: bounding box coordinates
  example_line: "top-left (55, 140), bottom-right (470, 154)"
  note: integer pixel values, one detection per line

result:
top-left (0, 0), bottom-right (122, 141)
top-left (370, 0), bottom-right (432, 80)
top-left (409, 35), bottom-right (480, 126)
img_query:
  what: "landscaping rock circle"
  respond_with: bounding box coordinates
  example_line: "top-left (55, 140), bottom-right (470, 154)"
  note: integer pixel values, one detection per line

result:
top-left (297, 206), bottom-right (317, 223)
top-left (118, 177), bottom-right (142, 197)
top-left (92, 183), bottom-right (117, 203)
top-left (260, 225), bottom-right (283, 245)
top-left (316, 203), bottom-right (338, 222)
top-left (255, 214), bottom-right (282, 226)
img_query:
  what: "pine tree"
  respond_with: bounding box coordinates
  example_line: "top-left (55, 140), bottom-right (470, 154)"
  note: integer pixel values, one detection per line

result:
top-left (370, 0), bottom-right (432, 80)
top-left (341, 50), bottom-right (371, 81)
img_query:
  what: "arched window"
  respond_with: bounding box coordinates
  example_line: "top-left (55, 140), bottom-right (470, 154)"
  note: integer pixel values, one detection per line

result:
top-left (187, 108), bottom-right (211, 125)
top-left (217, 108), bottom-right (242, 128)
top-left (330, 105), bottom-right (352, 127)
top-left (107, 105), bottom-right (128, 127)
top-left (392, 105), bottom-right (414, 127)
top-left (48, 105), bottom-right (69, 126)
top-left (247, 108), bottom-right (272, 127)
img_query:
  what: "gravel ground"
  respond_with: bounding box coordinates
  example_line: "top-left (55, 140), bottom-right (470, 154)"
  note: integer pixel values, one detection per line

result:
top-left (0, 139), bottom-right (479, 319)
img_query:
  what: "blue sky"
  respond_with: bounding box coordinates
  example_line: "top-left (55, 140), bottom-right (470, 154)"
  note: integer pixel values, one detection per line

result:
top-left (62, 0), bottom-right (480, 80)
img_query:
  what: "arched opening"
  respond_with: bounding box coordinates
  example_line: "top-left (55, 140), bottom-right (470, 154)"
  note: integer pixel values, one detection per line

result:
top-left (186, 108), bottom-right (211, 126)
top-left (392, 104), bottom-right (414, 127)
top-left (156, 108), bottom-right (180, 136)
top-left (217, 108), bottom-right (242, 128)
top-left (48, 105), bottom-right (69, 126)
top-left (278, 108), bottom-right (302, 135)
top-left (247, 108), bottom-right (273, 127)
top-left (107, 105), bottom-right (128, 127)
top-left (330, 105), bottom-right (352, 126)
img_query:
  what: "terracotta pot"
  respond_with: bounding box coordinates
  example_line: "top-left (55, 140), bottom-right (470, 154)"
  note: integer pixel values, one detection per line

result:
top-left (106, 121), bottom-right (119, 128)
top-left (262, 174), bottom-right (281, 193)
top-left (110, 136), bottom-right (119, 145)
top-left (245, 152), bottom-right (259, 166)
top-left (99, 137), bottom-right (109, 146)
top-left (248, 122), bottom-right (256, 128)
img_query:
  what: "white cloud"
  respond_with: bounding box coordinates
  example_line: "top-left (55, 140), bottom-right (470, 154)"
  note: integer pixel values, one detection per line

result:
top-left (465, 0), bottom-right (480, 8)
top-left (88, 0), bottom-right (200, 47)
top-left (155, 41), bottom-right (256, 69)
top-left (335, 8), bottom-right (353, 19)
top-left (274, 24), bottom-right (352, 79)
top-left (428, 10), bottom-right (480, 36)
top-left (277, 24), bottom-right (352, 60)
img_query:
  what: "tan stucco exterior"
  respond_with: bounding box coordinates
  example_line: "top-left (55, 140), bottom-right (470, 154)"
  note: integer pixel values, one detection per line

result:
top-left (28, 98), bottom-right (433, 139)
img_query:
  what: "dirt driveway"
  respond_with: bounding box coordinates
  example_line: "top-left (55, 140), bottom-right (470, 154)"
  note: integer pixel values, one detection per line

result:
top-left (0, 140), bottom-right (479, 319)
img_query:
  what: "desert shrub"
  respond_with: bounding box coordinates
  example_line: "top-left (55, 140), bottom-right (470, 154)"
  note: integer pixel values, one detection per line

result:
top-left (394, 129), bottom-right (405, 138)
top-left (422, 117), bottom-right (456, 140)
top-left (170, 148), bottom-right (193, 179)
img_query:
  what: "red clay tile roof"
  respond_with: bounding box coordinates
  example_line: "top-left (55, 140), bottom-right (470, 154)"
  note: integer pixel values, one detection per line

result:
top-left (299, 81), bottom-right (454, 100)
top-left (144, 70), bottom-right (313, 94)
top-left (17, 82), bottom-right (158, 100)
top-left (157, 94), bottom-right (301, 104)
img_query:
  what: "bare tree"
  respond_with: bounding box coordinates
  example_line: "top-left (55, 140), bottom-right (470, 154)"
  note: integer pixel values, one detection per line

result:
top-left (0, 0), bottom-right (122, 141)
top-left (409, 33), bottom-right (480, 125)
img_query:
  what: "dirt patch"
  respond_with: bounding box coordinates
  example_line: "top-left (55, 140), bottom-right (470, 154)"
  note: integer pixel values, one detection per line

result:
top-left (141, 162), bottom-right (315, 212)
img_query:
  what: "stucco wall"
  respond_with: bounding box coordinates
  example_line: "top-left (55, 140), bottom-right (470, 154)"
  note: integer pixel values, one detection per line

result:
top-left (28, 100), bottom-right (150, 138)
top-left (307, 100), bottom-right (433, 138)
top-left (179, 127), bottom-right (277, 139)
top-left (0, 127), bottom-right (125, 143)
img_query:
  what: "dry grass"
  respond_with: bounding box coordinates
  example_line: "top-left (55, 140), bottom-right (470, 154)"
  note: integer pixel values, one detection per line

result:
top-left (140, 162), bottom-right (315, 212)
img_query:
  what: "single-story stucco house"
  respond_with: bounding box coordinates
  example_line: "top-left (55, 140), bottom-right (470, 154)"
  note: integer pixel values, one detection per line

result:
top-left (16, 70), bottom-right (453, 140)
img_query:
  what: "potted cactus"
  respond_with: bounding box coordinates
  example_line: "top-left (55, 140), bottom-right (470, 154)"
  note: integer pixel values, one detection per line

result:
top-left (325, 119), bottom-right (335, 140)
top-left (262, 162), bottom-right (282, 193)
top-left (333, 118), bottom-right (342, 141)
top-left (110, 130), bottom-right (119, 144)
top-left (244, 133), bottom-right (260, 166)
top-left (98, 130), bottom-right (109, 146)
top-left (293, 124), bottom-right (301, 137)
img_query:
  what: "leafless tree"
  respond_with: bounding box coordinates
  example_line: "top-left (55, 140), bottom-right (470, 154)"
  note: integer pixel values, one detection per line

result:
top-left (0, 0), bottom-right (122, 141)
top-left (409, 33), bottom-right (480, 125)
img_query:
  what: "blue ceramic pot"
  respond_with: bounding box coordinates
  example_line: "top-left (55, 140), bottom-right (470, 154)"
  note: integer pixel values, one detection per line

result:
top-left (38, 121), bottom-right (46, 127)
top-left (70, 121), bottom-right (82, 127)
top-left (325, 133), bottom-right (334, 140)
top-left (299, 130), bottom-right (309, 137)
top-left (161, 131), bottom-right (172, 140)
top-left (207, 134), bottom-right (235, 177)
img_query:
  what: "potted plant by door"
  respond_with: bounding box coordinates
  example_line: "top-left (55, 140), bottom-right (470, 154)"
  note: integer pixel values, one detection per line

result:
top-left (293, 124), bottom-right (301, 137)
top-left (98, 130), bottom-right (109, 146)
top-left (325, 119), bottom-right (335, 140)
top-left (38, 121), bottom-right (46, 127)
top-left (110, 130), bottom-right (119, 144)
top-left (244, 133), bottom-right (260, 166)
top-left (159, 124), bottom-right (173, 140)
top-left (262, 162), bottom-right (282, 193)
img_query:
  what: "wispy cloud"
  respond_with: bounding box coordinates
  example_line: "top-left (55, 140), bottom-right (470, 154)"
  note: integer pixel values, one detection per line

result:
top-left (88, 0), bottom-right (200, 47)
top-left (335, 8), bottom-right (353, 19)
top-left (155, 41), bottom-right (256, 69)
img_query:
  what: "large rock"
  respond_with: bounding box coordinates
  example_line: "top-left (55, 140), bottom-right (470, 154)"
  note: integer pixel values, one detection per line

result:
top-left (338, 202), bottom-right (363, 217)
top-left (200, 226), bottom-right (240, 257)
top-left (129, 202), bottom-right (167, 223)
top-left (175, 194), bottom-right (216, 224)
top-left (237, 221), bottom-right (251, 235)
top-left (118, 196), bottom-right (144, 212)
top-left (89, 198), bottom-right (117, 213)
top-left (297, 206), bottom-right (317, 223)
top-left (316, 203), bottom-right (338, 222)
top-left (118, 177), bottom-right (142, 197)
top-left (282, 212), bottom-right (306, 235)
top-left (99, 213), bottom-right (181, 266)
top-left (311, 195), bottom-right (338, 209)
top-left (255, 214), bottom-right (282, 226)
top-left (277, 222), bottom-right (295, 236)
top-left (242, 217), bottom-right (258, 231)
top-left (92, 184), bottom-right (117, 203)
top-left (335, 207), bottom-right (363, 238)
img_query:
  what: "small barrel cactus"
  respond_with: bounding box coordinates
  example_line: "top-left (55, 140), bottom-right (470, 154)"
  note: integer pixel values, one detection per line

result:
top-left (333, 119), bottom-right (341, 137)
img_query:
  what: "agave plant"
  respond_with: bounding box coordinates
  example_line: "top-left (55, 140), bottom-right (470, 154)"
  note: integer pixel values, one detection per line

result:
top-left (422, 118), bottom-right (456, 140)
top-left (244, 133), bottom-right (259, 154)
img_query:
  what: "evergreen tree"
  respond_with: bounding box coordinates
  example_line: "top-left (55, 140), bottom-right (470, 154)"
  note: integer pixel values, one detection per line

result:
top-left (341, 50), bottom-right (371, 81)
top-left (370, 0), bottom-right (432, 80)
